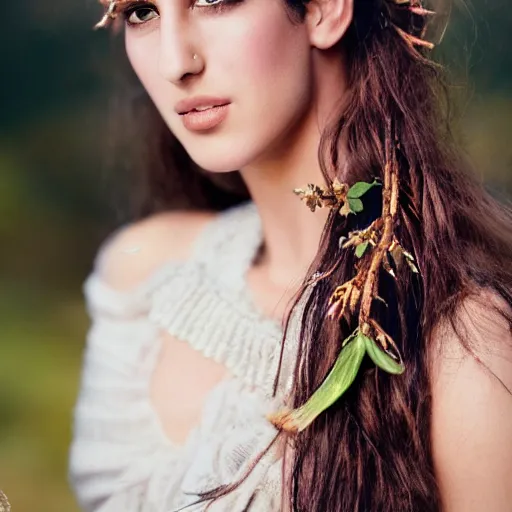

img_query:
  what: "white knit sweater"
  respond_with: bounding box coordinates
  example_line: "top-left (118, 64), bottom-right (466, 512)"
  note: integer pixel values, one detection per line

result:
top-left (68, 202), bottom-right (302, 512)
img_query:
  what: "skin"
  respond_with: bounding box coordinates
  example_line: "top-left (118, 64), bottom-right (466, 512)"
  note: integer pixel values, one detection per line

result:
top-left (123, 0), bottom-right (352, 285)
top-left (97, 0), bottom-right (512, 509)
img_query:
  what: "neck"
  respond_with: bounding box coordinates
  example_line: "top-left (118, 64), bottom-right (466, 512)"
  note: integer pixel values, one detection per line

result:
top-left (240, 110), bottom-right (331, 288)
top-left (239, 47), bottom-right (349, 288)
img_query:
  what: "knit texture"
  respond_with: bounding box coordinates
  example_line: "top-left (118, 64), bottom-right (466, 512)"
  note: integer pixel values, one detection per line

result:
top-left (68, 202), bottom-right (302, 512)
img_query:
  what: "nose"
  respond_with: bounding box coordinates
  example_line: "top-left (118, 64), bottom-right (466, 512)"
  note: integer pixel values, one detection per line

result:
top-left (158, 17), bottom-right (203, 84)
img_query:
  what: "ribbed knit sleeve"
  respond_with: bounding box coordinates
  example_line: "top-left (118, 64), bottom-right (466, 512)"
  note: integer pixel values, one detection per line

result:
top-left (68, 269), bottom-right (191, 512)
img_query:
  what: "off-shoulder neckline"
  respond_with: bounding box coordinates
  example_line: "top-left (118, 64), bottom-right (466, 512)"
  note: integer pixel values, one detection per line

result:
top-left (83, 255), bottom-right (187, 305)
top-left (84, 201), bottom-right (256, 298)
top-left (83, 202), bottom-right (285, 333)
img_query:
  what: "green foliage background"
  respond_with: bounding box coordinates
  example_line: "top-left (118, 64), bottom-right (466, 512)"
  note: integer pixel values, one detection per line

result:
top-left (0, 1), bottom-right (510, 510)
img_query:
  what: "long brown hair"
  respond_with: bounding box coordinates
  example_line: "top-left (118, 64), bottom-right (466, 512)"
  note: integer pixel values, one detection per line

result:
top-left (107, 0), bottom-right (512, 509)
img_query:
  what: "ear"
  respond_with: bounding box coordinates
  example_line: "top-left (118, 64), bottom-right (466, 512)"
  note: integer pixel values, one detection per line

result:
top-left (305, 0), bottom-right (354, 50)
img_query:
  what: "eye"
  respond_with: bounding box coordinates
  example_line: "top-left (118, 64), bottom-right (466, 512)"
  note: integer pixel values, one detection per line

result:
top-left (125, 5), bottom-right (159, 25)
top-left (194, 0), bottom-right (223, 6)
top-left (194, 0), bottom-right (242, 13)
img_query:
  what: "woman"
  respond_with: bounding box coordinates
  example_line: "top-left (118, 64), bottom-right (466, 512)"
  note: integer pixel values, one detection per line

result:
top-left (68, 0), bottom-right (512, 510)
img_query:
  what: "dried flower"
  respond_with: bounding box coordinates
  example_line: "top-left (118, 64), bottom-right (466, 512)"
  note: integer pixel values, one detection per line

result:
top-left (294, 178), bottom-right (381, 217)
top-left (0, 490), bottom-right (10, 512)
top-left (327, 278), bottom-right (361, 321)
top-left (293, 184), bottom-right (326, 212)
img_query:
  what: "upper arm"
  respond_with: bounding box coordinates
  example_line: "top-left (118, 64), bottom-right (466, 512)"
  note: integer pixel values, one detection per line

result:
top-left (430, 290), bottom-right (512, 511)
top-left (95, 210), bottom-right (216, 291)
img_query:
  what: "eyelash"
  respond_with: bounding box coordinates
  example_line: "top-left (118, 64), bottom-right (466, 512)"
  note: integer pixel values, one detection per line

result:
top-left (119, 0), bottom-right (241, 27)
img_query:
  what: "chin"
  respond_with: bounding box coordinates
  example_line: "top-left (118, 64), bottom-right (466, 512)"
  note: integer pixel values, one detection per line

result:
top-left (185, 144), bottom-right (258, 174)
top-left (185, 153), bottom-right (239, 173)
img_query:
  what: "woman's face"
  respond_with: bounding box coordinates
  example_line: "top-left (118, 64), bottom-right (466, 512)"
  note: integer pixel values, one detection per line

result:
top-left (123, 0), bottom-right (320, 173)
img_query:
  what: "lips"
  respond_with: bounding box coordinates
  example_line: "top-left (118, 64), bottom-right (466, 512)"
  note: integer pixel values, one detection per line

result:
top-left (180, 104), bottom-right (230, 131)
top-left (175, 96), bottom-right (231, 115)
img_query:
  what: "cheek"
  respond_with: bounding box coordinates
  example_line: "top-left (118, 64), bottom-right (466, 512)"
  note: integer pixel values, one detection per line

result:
top-left (219, 6), bottom-right (309, 93)
top-left (125, 32), bottom-right (162, 99)
top-left (213, 4), bottom-right (312, 130)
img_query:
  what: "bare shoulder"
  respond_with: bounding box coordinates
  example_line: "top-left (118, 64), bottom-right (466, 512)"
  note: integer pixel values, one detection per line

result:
top-left (430, 288), bottom-right (512, 388)
top-left (430, 288), bottom-right (512, 511)
top-left (95, 209), bottom-right (217, 291)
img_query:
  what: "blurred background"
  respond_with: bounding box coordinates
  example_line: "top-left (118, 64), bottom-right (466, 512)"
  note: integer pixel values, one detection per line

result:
top-left (1, 0), bottom-right (511, 510)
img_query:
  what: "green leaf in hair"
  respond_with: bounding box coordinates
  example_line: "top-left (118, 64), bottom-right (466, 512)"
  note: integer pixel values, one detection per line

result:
top-left (348, 198), bottom-right (364, 213)
top-left (363, 334), bottom-right (405, 375)
top-left (355, 241), bottom-right (369, 258)
top-left (268, 332), bottom-right (366, 433)
top-left (347, 179), bottom-right (381, 199)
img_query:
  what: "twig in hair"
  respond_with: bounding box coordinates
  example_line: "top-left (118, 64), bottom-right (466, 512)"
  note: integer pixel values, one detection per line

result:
top-left (94, 0), bottom-right (117, 29)
top-left (270, 135), bottom-right (415, 434)
top-left (409, 6), bottom-right (435, 16)
top-left (393, 24), bottom-right (435, 50)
